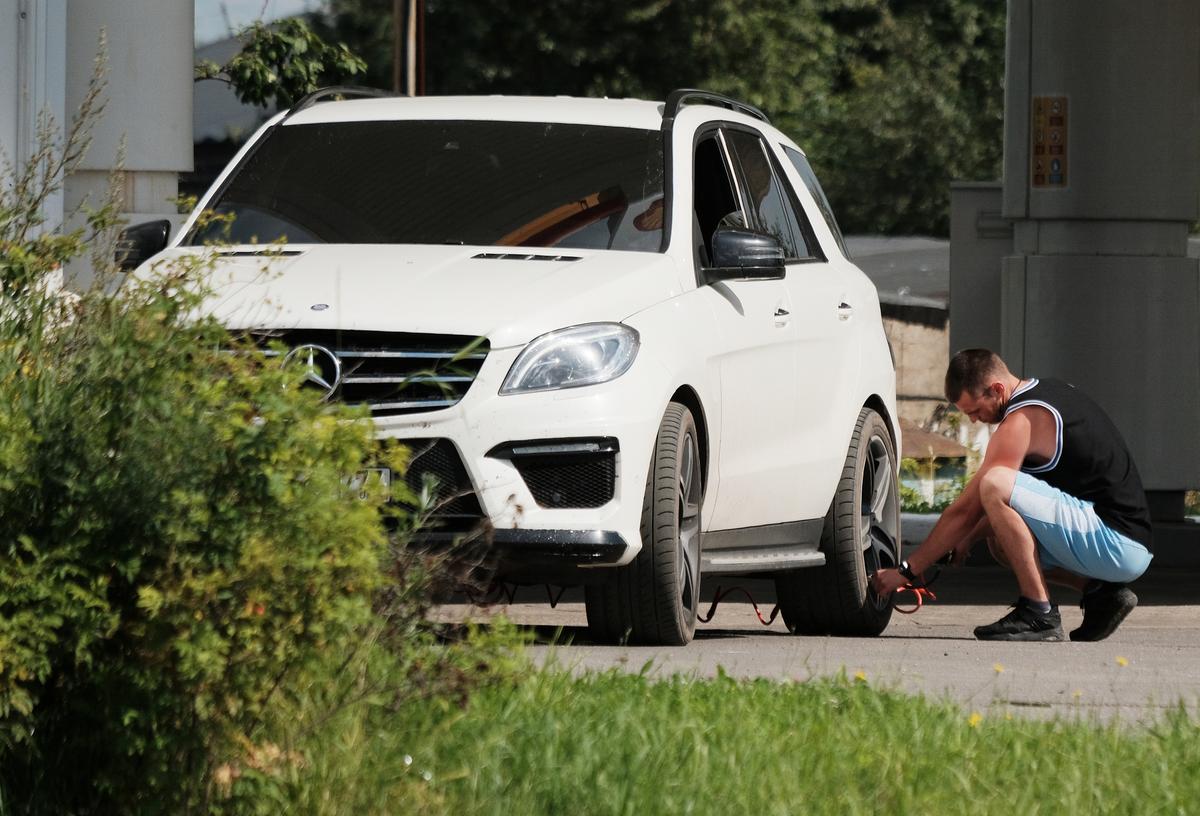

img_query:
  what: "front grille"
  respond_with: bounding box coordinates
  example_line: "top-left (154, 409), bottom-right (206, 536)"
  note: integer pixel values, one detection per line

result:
top-left (403, 438), bottom-right (485, 530)
top-left (254, 330), bottom-right (488, 417)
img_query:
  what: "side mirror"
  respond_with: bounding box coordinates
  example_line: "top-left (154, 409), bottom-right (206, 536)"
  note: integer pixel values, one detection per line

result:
top-left (703, 228), bottom-right (785, 284)
top-left (115, 220), bottom-right (171, 271)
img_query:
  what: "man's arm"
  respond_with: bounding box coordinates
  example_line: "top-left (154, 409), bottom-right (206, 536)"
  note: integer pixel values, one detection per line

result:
top-left (871, 411), bottom-right (1034, 594)
top-left (946, 514), bottom-right (992, 566)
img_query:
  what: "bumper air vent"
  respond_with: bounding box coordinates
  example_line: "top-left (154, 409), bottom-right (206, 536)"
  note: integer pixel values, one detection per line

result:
top-left (488, 438), bottom-right (618, 509)
top-left (404, 438), bottom-right (486, 531)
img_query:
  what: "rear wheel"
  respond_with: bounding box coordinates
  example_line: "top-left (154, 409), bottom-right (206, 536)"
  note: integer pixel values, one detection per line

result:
top-left (585, 403), bottom-right (702, 645)
top-left (775, 407), bottom-right (899, 636)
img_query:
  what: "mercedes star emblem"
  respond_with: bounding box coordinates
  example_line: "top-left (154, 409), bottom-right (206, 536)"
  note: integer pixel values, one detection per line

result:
top-left (283, 343), bottom-right (342, 401)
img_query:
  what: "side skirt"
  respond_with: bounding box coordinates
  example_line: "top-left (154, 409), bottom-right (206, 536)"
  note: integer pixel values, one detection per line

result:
top-left (701, 519), bottom-right (826, 575)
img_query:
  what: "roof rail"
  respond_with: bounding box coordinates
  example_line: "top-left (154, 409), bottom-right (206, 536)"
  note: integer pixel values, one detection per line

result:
top-left (662, 89), bottom-right (769, 125)
top-left (284, 86), bottom-right (393, 120)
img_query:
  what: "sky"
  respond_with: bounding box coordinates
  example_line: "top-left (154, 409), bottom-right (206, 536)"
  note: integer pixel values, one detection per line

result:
top-left (194, 0), bottom-right (323, 45)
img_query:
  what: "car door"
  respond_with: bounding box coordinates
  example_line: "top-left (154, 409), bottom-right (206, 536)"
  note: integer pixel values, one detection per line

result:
top-left (694, 127), bottom-right (802, 531)
top-left (765, 139), bottom-right (863, 519)
top-left (720, 128), bottom-right (860, 520)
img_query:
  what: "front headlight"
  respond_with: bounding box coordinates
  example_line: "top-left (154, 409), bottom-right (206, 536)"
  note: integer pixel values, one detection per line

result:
top-left (500, 323), bottom-right (639, 395)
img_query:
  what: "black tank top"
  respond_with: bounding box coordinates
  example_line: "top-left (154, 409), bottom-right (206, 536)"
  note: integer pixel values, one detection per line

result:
top-left (1003, 378), bottom-right (1153, 548)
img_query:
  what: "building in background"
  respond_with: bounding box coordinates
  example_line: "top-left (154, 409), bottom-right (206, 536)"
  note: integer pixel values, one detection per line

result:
top-left (1, 0), bottom-right (194, 288)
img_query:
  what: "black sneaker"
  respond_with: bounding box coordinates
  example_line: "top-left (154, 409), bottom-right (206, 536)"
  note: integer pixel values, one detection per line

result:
top-left (974, 600), bottom-right (1064, 641)
top-left (1070, 583), bottom-right (1137, 642)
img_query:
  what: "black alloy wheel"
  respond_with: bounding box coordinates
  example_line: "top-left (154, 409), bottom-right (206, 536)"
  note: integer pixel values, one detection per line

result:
top-left (775, 407), bottom-right (900, 636)
top-left (585, 402), bottom-right (703, 645)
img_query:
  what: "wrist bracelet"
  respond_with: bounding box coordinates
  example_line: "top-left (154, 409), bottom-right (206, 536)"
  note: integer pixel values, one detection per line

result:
top-left (898, 560), bottom-right (918, 582)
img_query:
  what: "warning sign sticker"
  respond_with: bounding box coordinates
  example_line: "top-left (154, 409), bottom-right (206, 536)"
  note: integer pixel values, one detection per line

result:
top-left (1031, 96), bottom-right (1068, 189)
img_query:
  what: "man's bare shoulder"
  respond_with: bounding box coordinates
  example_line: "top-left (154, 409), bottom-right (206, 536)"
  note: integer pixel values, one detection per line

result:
top-left (1002, 404), bottom-right (1058, 463)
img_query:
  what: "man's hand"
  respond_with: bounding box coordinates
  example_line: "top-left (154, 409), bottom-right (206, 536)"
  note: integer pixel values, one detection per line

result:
top-left (870, 567), bottom-right (909, 597)
top-left (944, 539), bottom-right (972, 567)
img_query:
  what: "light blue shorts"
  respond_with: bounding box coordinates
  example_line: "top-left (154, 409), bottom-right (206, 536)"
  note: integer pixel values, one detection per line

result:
top-left (1008, 471), bottom-right (1152, 583)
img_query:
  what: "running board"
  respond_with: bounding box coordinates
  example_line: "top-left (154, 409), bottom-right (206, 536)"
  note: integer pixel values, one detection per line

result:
top-left (702, 546), bottom-right (825, 574)
top-left (701, 519), bottom-right (826, 575)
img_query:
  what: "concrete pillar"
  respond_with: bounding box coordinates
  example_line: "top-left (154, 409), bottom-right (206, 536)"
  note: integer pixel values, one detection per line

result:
top-left (1, 0), bottom-right (67, 232)
top-left (63, 0), bottom-right (193, 286)
top-left (1001, 0), bottom-right (1200, 515)
top-left (949, 181), bottom-right (1011, 356)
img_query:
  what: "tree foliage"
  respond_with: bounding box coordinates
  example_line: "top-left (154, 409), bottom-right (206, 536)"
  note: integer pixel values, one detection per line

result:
top-left (315, 0), bottom-right (1005, 236)
top-left (196, 18), bottom-right (367, 109)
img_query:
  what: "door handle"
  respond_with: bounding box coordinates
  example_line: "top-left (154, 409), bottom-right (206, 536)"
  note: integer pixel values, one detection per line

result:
top-left (773, 305), bottom-right (791, 327)
top-left (837, 301), bottom-right (853, 321)
top-left (774, 307), bottom-right (790, 317)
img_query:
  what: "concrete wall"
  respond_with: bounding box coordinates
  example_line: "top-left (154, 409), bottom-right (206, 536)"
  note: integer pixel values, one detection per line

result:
top-left (883, 315), bottom-right (950, 425)
top-left (2, 1), bottom-right (193, 285)
top-left (1002, 0), bottom-right (1200, 500)
top-left (62, 0), bottom-right (194, 286)
top-left (1, 0), bottom-right (67, 230)
top-left (949, 182), bottom-right (1010, 355)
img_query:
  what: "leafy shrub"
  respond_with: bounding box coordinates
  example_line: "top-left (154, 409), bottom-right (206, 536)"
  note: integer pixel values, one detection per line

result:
top-left (899, 456), bottom-right (966, 514)
top-left (0, 58), bottom-right (481, 815)
top-left (0, 236), bottom-right (410, 814)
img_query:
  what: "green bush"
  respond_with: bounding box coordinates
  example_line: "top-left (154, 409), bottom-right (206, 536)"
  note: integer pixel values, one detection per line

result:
top-left (0, 252), bottom-right (411, 812)
top-left (899, 457), bottom-right (966, 514)
top-left (0, 62), bottom-right (482, 814)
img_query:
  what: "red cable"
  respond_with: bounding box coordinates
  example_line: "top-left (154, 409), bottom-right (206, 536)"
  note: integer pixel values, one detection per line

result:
top-left (892, 584), bottom-right (936, 614)
top-left (698, 586), bottom-right (781, 626)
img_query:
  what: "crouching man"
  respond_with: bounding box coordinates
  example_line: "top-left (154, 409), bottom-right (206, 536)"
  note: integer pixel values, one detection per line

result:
top-left (872, 349), bottom-right (1153, 641)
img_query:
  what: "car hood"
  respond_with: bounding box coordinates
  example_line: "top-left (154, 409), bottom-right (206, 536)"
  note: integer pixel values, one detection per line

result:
top-left (154, 244), bottom-right (684, 348)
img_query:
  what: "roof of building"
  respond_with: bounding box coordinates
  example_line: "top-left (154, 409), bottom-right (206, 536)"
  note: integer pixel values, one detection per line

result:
top-left (845, 235), bottom-right (949, 311)
top-left (900, 417), bottom-right (969, 459)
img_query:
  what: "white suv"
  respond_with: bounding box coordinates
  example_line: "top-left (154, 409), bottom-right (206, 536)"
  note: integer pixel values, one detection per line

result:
top-left (127, 88), bottom-right (901, 645)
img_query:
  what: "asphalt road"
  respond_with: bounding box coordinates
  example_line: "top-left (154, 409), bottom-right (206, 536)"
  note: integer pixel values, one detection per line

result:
top-left (434, 566), bottom-right (1200, 723)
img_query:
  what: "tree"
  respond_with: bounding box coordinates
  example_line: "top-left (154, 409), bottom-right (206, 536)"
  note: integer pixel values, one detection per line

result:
top-left (312, 0), bottom-right (1005, 236)
top-left (195, 18), bottom-right (367, 108)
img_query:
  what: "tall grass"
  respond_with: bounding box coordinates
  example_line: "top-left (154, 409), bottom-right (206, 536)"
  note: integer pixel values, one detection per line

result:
top-left (369, 668), bottom-right (1199, 816)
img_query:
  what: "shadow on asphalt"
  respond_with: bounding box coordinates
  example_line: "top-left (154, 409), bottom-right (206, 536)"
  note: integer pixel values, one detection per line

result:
top-left (440, 566), bottom-right (1197, 646)
top-left (694, 565), bottom-right (1198, 607)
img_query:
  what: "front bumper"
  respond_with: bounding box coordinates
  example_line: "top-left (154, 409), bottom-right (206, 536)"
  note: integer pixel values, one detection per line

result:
top-left (374, 344), bottom-right (670, 574)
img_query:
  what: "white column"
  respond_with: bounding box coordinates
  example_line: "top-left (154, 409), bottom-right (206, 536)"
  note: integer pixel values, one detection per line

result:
top-left (64, 0), bottom-right (194, 286)
top-left (2, 0), bottom-right (68, 232)
top-left (1002, 0), bottom-right (1200, 508)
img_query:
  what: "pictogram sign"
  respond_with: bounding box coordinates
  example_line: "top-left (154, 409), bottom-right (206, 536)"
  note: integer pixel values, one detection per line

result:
top-left (1031, 96), bottom-right (1068, 188)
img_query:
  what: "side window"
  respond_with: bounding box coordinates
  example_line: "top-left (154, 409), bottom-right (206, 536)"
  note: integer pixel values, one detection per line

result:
top-left (723, 129), bottom-right (808, 260)
top-left (692, 133), bottom-right (740, 267)
top-left (784, 146), bottom-right (849, 258)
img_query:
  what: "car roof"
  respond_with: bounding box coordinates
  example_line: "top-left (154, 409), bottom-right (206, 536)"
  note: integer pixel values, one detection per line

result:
top-left (283, 95), bottom-right (669, 130)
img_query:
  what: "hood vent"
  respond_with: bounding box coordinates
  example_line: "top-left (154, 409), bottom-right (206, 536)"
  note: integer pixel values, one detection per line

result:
top-left (216, 248), bottom-right (306, 258)
top-left (472, 252), bottom-right (581, 262)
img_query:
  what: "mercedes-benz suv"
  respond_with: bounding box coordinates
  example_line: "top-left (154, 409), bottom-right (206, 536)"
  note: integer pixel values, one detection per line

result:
top-left (125, 87), bottom-right (901, 645)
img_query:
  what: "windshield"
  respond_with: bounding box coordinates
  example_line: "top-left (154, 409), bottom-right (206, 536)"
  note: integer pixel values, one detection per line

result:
top-left (186, 120), bottom-right (666, 252)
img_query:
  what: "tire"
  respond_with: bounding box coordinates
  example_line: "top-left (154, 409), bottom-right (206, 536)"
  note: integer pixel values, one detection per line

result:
top-left (775, 407), bottom-right (899, 637)
top-left (585, 403), bottom-right (703, 645)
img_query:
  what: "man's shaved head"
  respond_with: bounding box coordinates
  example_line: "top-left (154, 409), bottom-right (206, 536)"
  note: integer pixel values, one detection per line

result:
top-left (944, 349), bottom-right (1012, 402)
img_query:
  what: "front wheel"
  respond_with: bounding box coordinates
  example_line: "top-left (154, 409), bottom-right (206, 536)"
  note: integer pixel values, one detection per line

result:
top-left (775, 407), bottom-right (899, 636)
top-left (585, 402), bottom-right (702, 645)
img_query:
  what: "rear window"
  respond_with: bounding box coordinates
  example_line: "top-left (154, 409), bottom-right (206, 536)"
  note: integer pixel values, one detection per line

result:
top-left (187, 120), bottom-right (666, 252)
top-left (783, 146), bottom-right (848, 258)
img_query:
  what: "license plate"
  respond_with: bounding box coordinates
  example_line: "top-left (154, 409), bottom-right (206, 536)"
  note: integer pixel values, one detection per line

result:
top-left (347, 467), bottom-right (392, 501)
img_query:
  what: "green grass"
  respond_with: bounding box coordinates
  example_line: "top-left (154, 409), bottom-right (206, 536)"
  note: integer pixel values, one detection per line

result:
top-left (277, 662), bottom-right (1200, 815)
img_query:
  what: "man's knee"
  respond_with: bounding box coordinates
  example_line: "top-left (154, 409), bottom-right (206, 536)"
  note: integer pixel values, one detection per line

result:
top-left (979, 466), bottom-right (1018, 511)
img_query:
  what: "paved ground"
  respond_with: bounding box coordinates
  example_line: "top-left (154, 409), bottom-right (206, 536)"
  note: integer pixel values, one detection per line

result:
top-left (433, 566), bottom-right (1200, 723)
